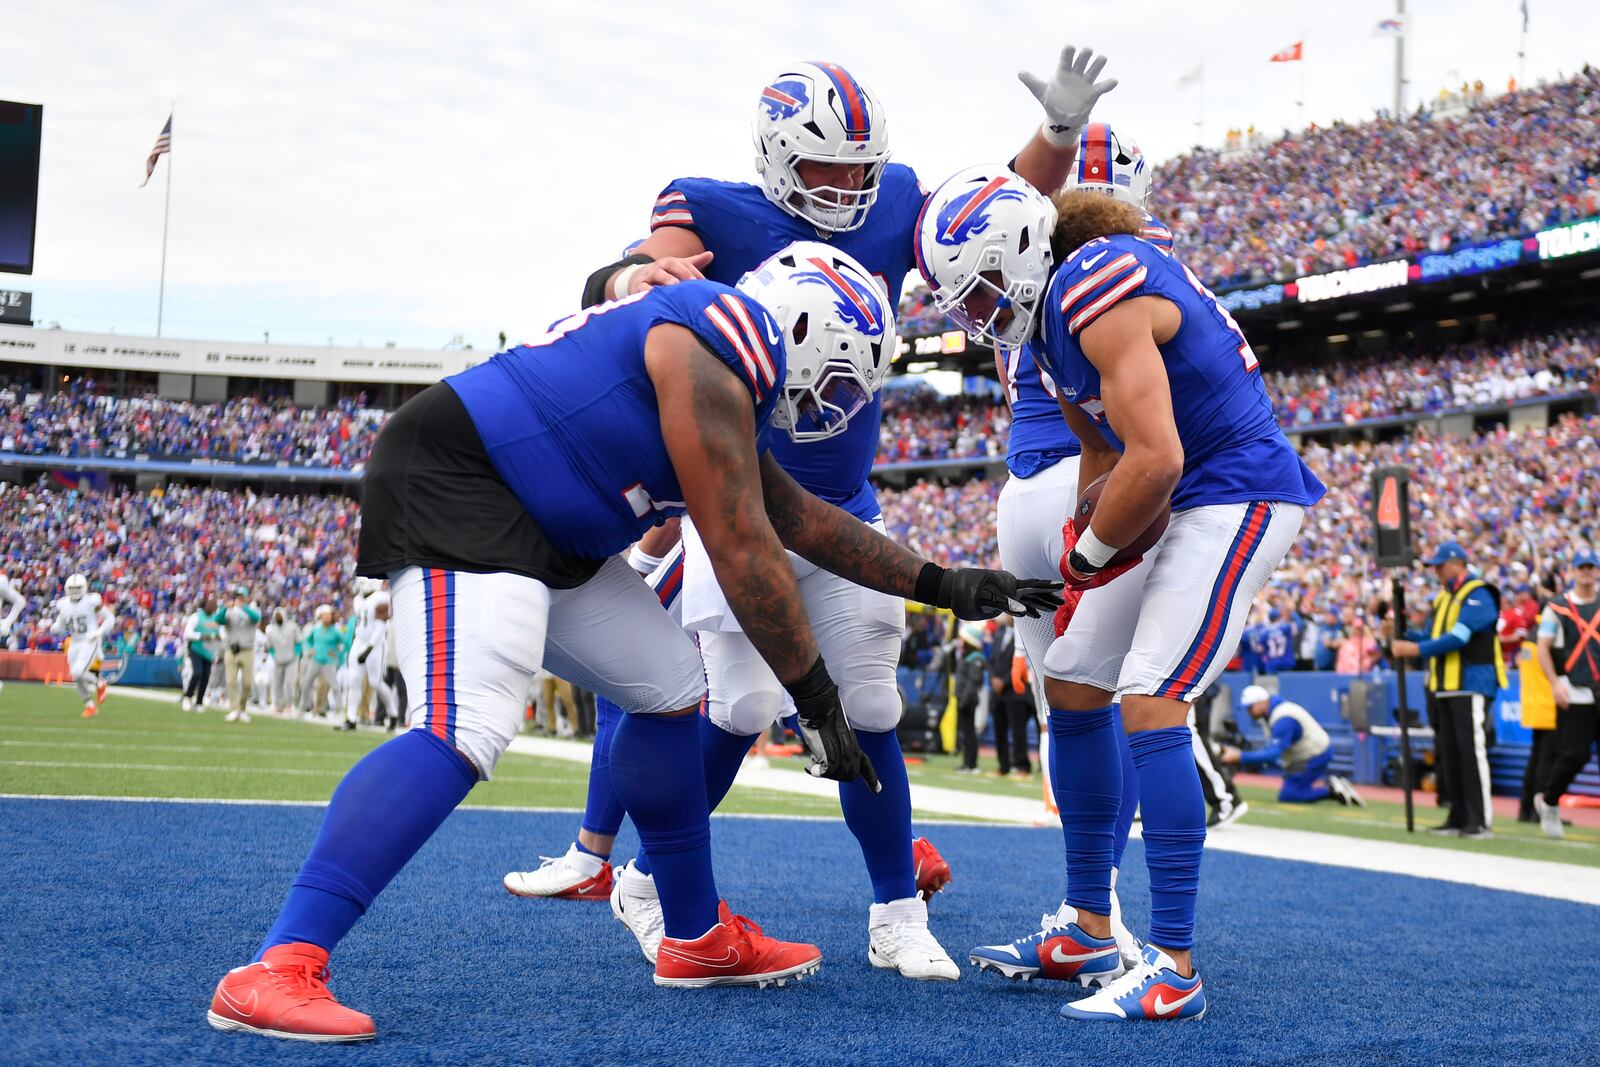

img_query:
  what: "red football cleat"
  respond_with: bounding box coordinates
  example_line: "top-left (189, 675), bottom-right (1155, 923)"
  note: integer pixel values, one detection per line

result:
top-left (81, 702), bottom-right (97, 718)
top-left (96, 678), bottom-right (108, 705)
top-left (654, 901), bottom-right (822, 988)
top-left (207, 942), bottom-right (375, 1043)
top-left (503, 850), bottom-right (614, 901)
top-left (914, 837), bottom-right (952, 900)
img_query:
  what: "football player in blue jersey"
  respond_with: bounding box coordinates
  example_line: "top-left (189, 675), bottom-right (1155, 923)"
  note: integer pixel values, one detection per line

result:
top-left (205, 248), bottom-right (1061, 1043)
top-left (506, 48), bottom-right (1119, 980)
top-left (977, 123), bottom-right (1165, 984)
top-left (917, 166), bottom-right (1325, 1021)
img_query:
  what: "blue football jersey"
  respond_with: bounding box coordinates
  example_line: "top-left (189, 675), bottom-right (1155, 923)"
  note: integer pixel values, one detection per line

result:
top-left (1001, 212), bottom-right (1175, 478)
top-left (446, 281), bottom-right (785, 559)
top-left (650, 164), bottom-right (924, 520)
top-left (1038, 233), bottom-right (1325, 512)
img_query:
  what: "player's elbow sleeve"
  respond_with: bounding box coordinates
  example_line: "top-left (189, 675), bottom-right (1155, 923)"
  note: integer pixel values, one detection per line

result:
top-left (581, 253), bottom-right (654, 308)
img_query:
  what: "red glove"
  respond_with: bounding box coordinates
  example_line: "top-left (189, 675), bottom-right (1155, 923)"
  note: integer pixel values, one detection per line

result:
top-left (1053, 520), bottom-right (1144, 636)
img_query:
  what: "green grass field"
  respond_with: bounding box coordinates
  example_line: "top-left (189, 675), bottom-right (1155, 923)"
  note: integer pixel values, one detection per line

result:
top-left (2, 681), bottom-right (1595, 867)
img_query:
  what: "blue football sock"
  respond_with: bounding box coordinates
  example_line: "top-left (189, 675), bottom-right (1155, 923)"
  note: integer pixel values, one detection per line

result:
top-left (609, 711), bottom-right (720, 940)
top-left (635, 717), bottom-right (755, 879)
top-left (1049, 706), bottom-right (1121, 915)
top-left (1112, 706), bottom-right (1139, 870)
top-left (579, 697), bottom-right (627, 842)
top-left (1128, 726), bottom-right (1207, 951)
top-left (838, 728), bottom-right (914, 903)
top-left (701, 714), bottom-right (760, 812)
top-left (258, 729), bottom-right (476, 959)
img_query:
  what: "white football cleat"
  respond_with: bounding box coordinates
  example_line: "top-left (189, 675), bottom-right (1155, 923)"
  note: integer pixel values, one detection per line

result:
top-left (868, 897), bottom-right (960, 981)
top-left (503, 843), bottom-right (614, 901)
top-left (610, 860), bottom-right (665, 964)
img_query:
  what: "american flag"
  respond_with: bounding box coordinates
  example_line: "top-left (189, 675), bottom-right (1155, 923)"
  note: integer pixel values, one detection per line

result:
top-left (141, 114), bottom-right (171, 187)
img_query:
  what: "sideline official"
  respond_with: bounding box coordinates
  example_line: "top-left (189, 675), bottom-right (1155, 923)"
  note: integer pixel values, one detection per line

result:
top-left (1389, 541), bottom-right (1506, 840)
top-left (1532, 550), bottom-right (1600, 839)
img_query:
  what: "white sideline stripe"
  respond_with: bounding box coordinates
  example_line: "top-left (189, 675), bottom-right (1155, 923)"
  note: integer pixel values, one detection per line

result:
top-left (20, 689), bottom-right (1600, 903)
top-left (507, 736), bottom-right (1600, 907)
top-left (0, 793), bottom-right (995, 827)
top-left (0, 758), bottom-right (576, 785)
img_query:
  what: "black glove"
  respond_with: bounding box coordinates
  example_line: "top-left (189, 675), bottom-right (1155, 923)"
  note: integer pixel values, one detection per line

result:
top-left (356, 647), bottom-right (371, 665)
top-left (784, 657), bottom-right (881, 793)
top-left (916, 563), bottom-right (1064, 620)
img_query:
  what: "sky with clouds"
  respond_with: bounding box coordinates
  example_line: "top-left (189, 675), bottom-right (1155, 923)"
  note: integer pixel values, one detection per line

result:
top-left (1, 0), bottom-right (1591, 352)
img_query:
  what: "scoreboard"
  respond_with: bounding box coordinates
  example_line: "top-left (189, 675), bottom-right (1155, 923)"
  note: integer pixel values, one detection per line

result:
top-left (0, 100), bottom-right (42, 276)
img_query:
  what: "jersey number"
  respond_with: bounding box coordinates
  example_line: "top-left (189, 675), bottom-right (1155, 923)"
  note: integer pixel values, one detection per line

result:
top-left (70, 615), bottom-right (90, 636)
top-left (1178, 263), bottom-right (1258, 372)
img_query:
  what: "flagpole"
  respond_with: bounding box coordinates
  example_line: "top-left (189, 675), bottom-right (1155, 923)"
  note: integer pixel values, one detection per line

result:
top-left (1518, 1), bottom-right (1529, 89)
top-left (156, 106), bottom-right (172, 338)
top-left (1298, 39), bottom-right (1307, 128)
top-left (1394, 0), bottom-right (1407, 116)
top-left (1197, 65), bottom-right (1206, 143)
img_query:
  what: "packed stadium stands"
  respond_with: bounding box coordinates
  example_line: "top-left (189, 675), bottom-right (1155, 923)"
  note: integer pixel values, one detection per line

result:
top-left (6, 317), bottom-right (1593, 475)
top-left (0, 386), bottom-right (382, 470)
top-left (1, 482), bottom-right (357, 654)
top-left (1160, 66), bottom-right (1600, 287)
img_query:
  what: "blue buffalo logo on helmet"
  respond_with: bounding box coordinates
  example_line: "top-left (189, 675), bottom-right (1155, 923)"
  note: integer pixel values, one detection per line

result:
top-left (760, 79), bottom-right (810, 121)
top-left (792, 257), bottom-right (885, 337)
top-left (934, 177), bottom-right (1030, 246)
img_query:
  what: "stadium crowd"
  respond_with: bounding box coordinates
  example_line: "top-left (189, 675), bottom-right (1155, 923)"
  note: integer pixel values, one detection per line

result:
top-left (3, 408), bottom-right (1597, 665)
top-left (1, 482), bottom-right (357, 655)
top-left (0, 384), bottom-right (382, 469)
top-left (1159, 67), bottom-right (1600, 287)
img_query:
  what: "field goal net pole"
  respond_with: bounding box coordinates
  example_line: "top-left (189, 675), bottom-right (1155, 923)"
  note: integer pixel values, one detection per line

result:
top-left (1371, 466), bottom-right (1416, 833)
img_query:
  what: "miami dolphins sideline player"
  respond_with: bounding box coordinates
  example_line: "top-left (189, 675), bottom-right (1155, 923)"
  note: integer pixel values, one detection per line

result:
top-left (51, 574), bottom-right (114, 717)
top-left (504, 45), bottom-right (1118, 982)
top-left (205, 248), bottom-right (1060, 1043)
top-left (917, 167), bottom-right (1324, 1020)
top-left (974, 123), bottom-right (1168, 984)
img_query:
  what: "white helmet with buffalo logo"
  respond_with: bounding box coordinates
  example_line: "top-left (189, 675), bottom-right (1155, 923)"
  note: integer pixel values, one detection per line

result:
top-left (752, 62), bottom-right (891, 233)
top-left (738, 242), bottom-right (894, 442)
top-left (915, 164), bottom-right (1057, 349)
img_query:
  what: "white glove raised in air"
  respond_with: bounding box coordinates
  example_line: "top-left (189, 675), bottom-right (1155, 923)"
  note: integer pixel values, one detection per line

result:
top-left (1019, 45), bottom-right (1118, 147)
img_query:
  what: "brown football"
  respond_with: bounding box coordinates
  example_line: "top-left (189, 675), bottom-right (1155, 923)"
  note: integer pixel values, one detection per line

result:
top-left (1072, 473), bottom-right (1171, 564)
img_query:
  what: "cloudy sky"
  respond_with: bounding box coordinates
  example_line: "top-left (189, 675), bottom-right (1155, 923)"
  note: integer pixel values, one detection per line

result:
top-left (1, 0), bottom-right (1590, 351)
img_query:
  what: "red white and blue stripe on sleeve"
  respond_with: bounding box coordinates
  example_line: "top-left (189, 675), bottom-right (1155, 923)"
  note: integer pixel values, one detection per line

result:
top-left (650, 189), bottom-right (694, 230)
top-left (701, 293), bottom-right (779, 402)
top-left (1139, 214), bottom-right (1175, 252)
top-left (1059, 249), bottom-right (1149, 335)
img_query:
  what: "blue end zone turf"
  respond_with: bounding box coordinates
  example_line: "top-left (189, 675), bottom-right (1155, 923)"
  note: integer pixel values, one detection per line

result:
top-left (1, 798), bottom-right (1594, 1064)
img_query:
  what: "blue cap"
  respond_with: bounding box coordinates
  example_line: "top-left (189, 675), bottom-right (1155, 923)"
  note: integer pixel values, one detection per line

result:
top-left (1575, 550), bottom-right (1600, 569)
top-left (1423, 541), bottom-right (1468, 566)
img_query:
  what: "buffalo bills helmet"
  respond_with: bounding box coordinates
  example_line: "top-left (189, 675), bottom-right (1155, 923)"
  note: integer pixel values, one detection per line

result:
top-left (752, 62), bottom-right (890, 233)
top-left (915, 165), bottom-right (1057, 349)
top-left (738, 241), bottom-right (894, 442)
top-left (1063, 122), bottom-right (1151, 208)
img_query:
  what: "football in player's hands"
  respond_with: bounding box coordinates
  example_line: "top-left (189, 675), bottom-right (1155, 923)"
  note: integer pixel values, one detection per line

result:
top-left (1074, 473), bottom-right (1169, 563)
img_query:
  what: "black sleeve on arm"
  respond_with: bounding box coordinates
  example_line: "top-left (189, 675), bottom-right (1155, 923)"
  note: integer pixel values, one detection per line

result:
top-left (580, 253), bottom-right (654, 308)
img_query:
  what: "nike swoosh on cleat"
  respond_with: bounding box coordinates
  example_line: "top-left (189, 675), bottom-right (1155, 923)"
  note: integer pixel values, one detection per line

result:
top-left (1152, 986), bottom-right (1202, 1016)
top-left (658, 945), bottom-right (742, 970)
top-left (1049, 944), bottom-right (1117, 964)
top-left (216, 984), bottom-right (259, 1017)
top-left (1080, 251), bottom-right (1108, 271)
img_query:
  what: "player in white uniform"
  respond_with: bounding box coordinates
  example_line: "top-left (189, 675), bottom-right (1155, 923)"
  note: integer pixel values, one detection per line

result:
top-left (51, 574), bottom-right (114, 717)
top-left (342, 579), bottom-right (396, 728)
top-left (0, 571), bottom-right (24, 698)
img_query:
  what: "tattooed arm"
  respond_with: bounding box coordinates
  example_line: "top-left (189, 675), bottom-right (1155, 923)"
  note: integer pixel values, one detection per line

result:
top-left (758, 454), bottom-right (925, 598)
top-left (647, 326), bottom-right (819, 683)
top-left (759, 452), bottom-right (1064, 621)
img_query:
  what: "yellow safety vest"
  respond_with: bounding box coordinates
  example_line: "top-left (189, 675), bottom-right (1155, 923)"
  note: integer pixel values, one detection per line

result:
top-left (1517, 640), bottom-right (1556, 730)
top-left (1426, 578), bottom-right (1508, 693)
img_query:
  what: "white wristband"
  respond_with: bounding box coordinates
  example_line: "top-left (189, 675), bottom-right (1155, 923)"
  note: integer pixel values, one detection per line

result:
top-left (611, 263), bottom-right (644, 300)
top-left (627, 545), bottom-right (665, 576)
top-left (1075, 526), bottom-right (1118, 569)
top-left (1040, 119), bottom-right (1083, 149)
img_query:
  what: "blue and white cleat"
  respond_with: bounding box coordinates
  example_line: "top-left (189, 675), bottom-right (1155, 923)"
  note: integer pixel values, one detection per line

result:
top-left (1060, 943), bottom-right (1205, 1022)
top-left (969, 902), bottom-right (1125, 987)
